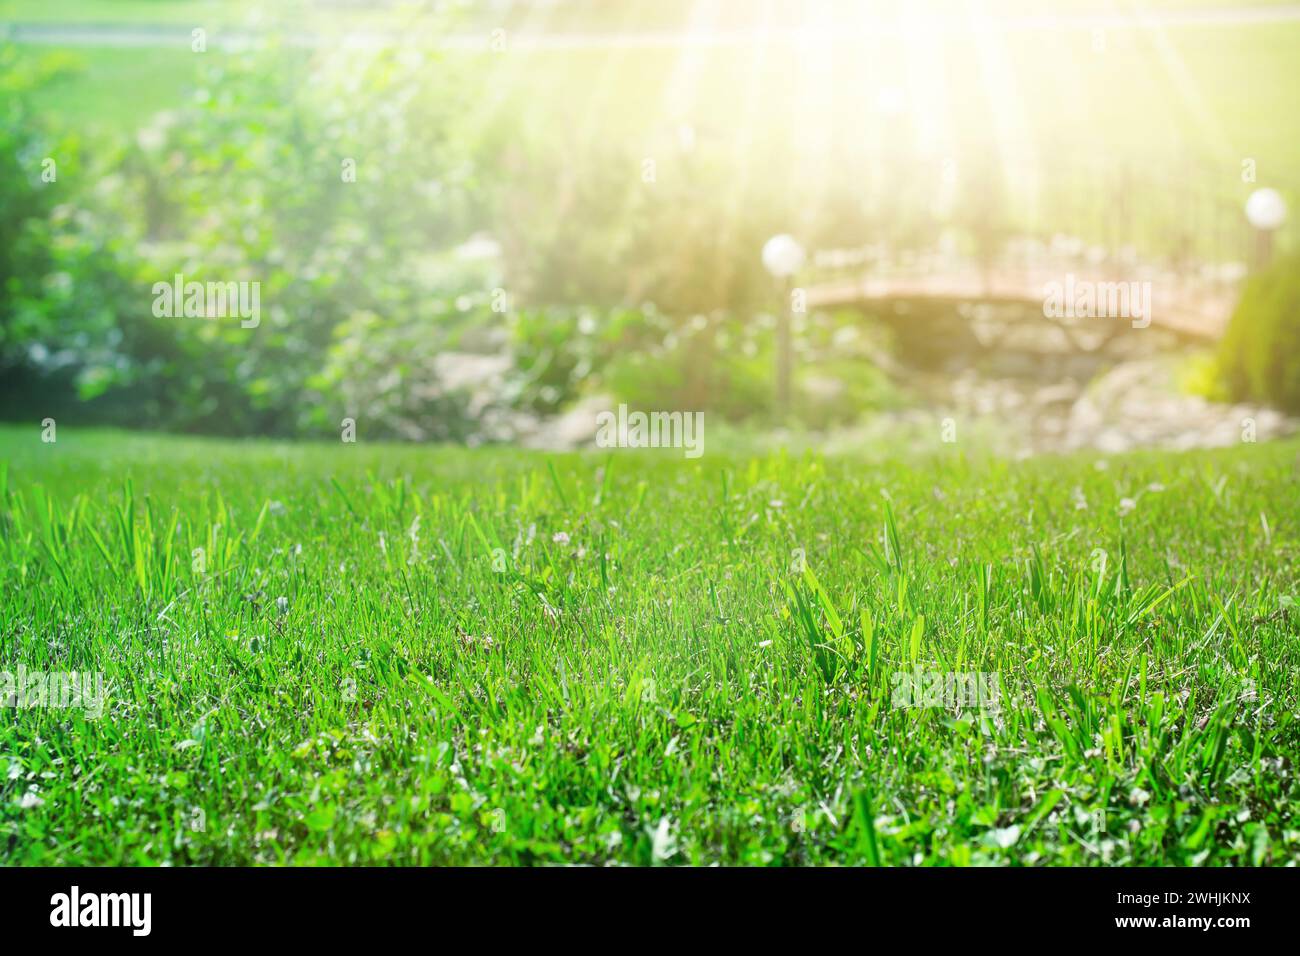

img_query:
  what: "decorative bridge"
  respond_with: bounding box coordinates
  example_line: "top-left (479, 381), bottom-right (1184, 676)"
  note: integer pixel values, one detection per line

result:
top-left (797, 158), bottom-right (1265, 357)
top-left (804, 248), bottom-right (1243, 351)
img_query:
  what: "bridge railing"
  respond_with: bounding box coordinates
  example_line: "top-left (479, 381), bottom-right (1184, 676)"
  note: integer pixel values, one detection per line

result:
top-left (799, 155), bottom-right (1259, 338)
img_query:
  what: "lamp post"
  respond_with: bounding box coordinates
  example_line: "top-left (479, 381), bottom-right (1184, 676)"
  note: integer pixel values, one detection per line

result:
top-left (762, 234), bottom-right (805, 420)
top-left (1245, 188), bottom-right (1287, 270)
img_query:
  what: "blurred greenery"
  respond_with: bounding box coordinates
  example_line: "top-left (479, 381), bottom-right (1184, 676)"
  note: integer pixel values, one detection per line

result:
top-left (2, 2), bottom-right (1298, 440)
top-left (1217, 251), bottom-right (1300, 413)
top-left (0, 33), bottom-right (910, 439)
top-left (509, 304), bottom-right (899, 424)
top-left (2, 40), bottom-right (498, 438)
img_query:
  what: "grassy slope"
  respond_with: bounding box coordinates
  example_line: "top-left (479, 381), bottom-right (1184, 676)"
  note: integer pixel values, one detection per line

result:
top-left (1, 0), bottom-right (251, 23)
top-left (12, 46), bottom-right (209, 130)
top-left (1, 427), bottom-right (1297, 865)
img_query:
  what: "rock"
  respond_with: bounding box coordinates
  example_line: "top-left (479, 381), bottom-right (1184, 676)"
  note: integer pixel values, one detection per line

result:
top-left (1062, 358), bottom-right (1296, 452)
top-left (519, 394), bottom-right (611, 450)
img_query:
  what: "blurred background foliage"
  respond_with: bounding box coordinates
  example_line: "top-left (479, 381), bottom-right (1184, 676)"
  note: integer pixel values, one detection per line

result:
top-left (2, 0), bottom-right (1299, 439)
top-left (1218, 252), bottom-right (1300, 413)
top-left (0, 26), bottom-right (903, 439)
top-left (2, 40), bottom-right (501, 439)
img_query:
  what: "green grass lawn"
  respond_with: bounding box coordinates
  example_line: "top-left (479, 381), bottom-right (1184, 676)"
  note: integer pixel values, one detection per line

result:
top-left (1, 426), bottom-right (1297, 864)
top-left (11, 46), bottom-right (211, 131)
top-left (1, 0), bottom-right (256, 24)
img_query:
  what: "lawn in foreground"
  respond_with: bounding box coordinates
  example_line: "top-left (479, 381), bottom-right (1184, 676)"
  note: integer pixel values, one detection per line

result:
top-left (0, 427), bottom-right (1297, 865)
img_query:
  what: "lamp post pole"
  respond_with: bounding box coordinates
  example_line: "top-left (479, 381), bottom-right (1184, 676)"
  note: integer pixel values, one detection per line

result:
top-left (1245, 188), bottom-right (1288, 271)
top-left (762, 234), bottom-right (805, 422)
top-left (776, 275), bottom-right (793, 419)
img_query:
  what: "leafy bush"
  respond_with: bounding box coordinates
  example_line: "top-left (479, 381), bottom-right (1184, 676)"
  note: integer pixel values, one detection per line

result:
top-left (0, 51), bottom-right (81, 366)
top-left (1217, 252), bottom-right (1300, 413)
top-left (3, 39), bottom-right (491, 439)
top-left (508, 303), bottom-right (899, 425)
top-left (505, 304), bottom-right (670, 414)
